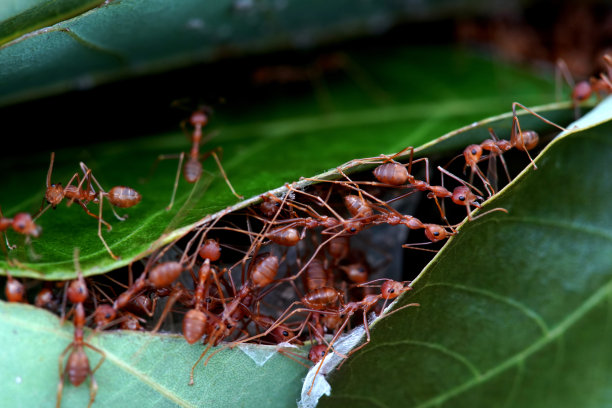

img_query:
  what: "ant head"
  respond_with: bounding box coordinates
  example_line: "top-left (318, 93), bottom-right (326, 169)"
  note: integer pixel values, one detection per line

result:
top-left (272, 325), bottom-right (296, 344)
top-left (381, 280), bottom-right (411, 300)
top-left (309, 344), bottom-right (328, 363)
top-left (463, 144), bottom-right (482, 166)
top-left (94, 304), bottom-right (117, 328)
top-left (67, 274), bottom-right (88, 304)
top-left (199, 239), bottom-right (221, 261)
top-left (12, 213), bottom-right (41, 238)
top-left (341, 263), bottom-right (368, 284)
top-left (45, 183), bottom-right (64, 207)
top-left (451, 186), bottom-right (480, 207)
top-left (344, 221), bottom-right (363, 235)
top-left (424, 224), bottom-right (449, 242)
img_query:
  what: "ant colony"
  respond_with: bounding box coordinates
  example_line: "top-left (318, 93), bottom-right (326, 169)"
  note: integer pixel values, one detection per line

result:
top-left (4, 52), bottom-right (611, 407)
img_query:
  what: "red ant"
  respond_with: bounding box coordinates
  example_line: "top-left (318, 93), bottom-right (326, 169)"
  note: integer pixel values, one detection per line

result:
top-left (4, 272), bottom-right (26, 302)
top-left (57, 249), bottom-right (105, 408)
top-left (0, 207), bottom-right (41, 250)
top-left (557, 54), bottom-right (612, 117)
top-left (305, 279), bottom-right (419, 394)
top-left (456, 103), bottom-right (566, 195)
top-left (153, 105), bottom-right (243, 211)
top-left (37, 153), bottom-right (141, 259)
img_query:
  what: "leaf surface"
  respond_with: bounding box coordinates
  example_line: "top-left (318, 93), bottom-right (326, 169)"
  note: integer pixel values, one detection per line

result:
top-left (319, 97), bottom-right (612, 407)
top-left (0, 47), bottom-right (560, 279)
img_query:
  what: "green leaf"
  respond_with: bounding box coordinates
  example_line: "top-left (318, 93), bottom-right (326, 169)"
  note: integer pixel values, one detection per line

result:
top-left (319, 97), bottom-right (612, 407)
top-left (0, 301), bottom-right (308, 407)
top-left (0, 47), bottom-right (559, 279)
top-left (0, 0), bottom-right (518, 106)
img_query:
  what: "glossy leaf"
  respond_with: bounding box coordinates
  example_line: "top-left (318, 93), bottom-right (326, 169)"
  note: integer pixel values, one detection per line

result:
top-left (0, 301), bottom-right (308, 407)
top-left (0, 0), bottom-right (522, 106)
top-left (0, 47), bottom-right (558, 279)
top-left (319, 98), bottom-right (612, 407)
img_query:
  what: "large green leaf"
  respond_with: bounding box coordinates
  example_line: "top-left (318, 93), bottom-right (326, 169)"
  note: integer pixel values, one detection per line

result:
top-left (0, 47), bottom-right (559, 280)
top-left (318, 97), bottom-right (612, 407)
top-left (0, 100), bottom-right (593, 408)
top-left (0, 0), bottom-right (522, 106)
top-left (0, 301), bottom-right (308, 407)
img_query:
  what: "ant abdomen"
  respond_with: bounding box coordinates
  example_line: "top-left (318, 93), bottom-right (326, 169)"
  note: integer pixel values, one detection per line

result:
top-left (302, 287), bottom-right (342, 310)
top-left (327, 236), bottom-right (350, 261)
top-left (183, 158), bottom-right (202, 183)
top-left (572, 80), bottom-right (592, 102)
top-left (268, 226), bottom-right (300, 246)
top-left (344, 195), bottom-right (373, 218)
top-left (373, 162), bottom-right (408, 185)
top-left (107, 186), bottom-right (142, 208)
top-left (5, 276), bottom-right (26, 302)
top-left (514, 130), bottom-right (539, 151)
top-left (149, 262), bottom-right (183, 288)
top-left (304, 258), bottom-right (329, 291)
top-left (250, 254), bottom-right (279, 288)
top-left (183, 309), bottom-right (209, 344)
top-left (67, 347), bottom-right (90, 387)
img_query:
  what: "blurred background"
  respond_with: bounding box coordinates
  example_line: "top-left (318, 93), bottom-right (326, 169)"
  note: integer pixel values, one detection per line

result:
top-left (1, 0), bottom-right (610, 157)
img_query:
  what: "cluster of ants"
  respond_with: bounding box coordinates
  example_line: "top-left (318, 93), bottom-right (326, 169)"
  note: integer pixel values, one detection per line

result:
top-left (3, 54), bottom-right (612, 408)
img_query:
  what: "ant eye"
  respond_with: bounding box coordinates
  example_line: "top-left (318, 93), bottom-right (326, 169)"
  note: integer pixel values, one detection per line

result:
top-left (389, 288), bottom-right (395, 293)
top-left (471, 149), bottom-right (477, 155)
top-left (458, 195), bottom-right (465, 201)
top-left (350, 228), bottom-right (356, 233)
top-left (206, 298), bottom-right (212, 303)
top-left (433, 231), bottom-right (440, 236)
top-left (282, 330), bottom-right (289, 336)
top-left (227, 324), bottom-right (233, 329)
top-left (320, 350), bottom-right (326, 356)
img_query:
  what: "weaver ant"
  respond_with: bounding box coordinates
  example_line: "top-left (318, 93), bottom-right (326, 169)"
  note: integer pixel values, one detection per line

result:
top-left (57, 249), bottom-right (105, 408)
top-left (0, 207), bottom-right (41, 250)
top-left (557, 54), bottom-right (612, 117)
top-left (152, 105), bottom-right (243, 211)
top-left (36, 153), bottom-right (141, 259)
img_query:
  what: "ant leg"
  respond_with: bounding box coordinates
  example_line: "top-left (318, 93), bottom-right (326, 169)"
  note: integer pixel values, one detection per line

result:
top-left (84, 343), bottom-right (105, 408)
top-left (189, 342), bottom-right (213, 385)
top-left (142, 153), bottom-right (183, 184)
top-left (56, 343), bottom-right (73, 408)
top-left (202, 147), bottom-right (244, 200)
top-left (78, 165), bottom-right (127, 222)
top-left (555, 58), bottom-right (575, 102)
top-left (98, 192), bottom-right (119, 260)
top-left (75, 200), bottom-right (112, 231)
top-left (511, 102), bottom-right (567, 169)
top-left (166, 152), bottom-right (185, 211)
